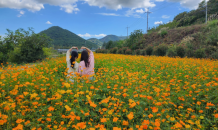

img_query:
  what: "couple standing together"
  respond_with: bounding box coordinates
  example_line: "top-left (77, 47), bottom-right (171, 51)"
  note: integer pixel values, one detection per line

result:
top-left (66, 46), bottom-right (94, 82)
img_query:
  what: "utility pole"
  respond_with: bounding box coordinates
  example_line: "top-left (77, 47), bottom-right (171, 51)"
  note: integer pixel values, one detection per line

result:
top-left (145, 8), bottom-right (151, 33)
top-left (126, 26), bottom-right (130, 38)
top-left (205, 0), bottom-right (207, 24)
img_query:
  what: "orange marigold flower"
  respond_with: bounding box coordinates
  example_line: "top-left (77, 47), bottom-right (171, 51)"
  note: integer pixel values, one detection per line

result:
top-left (77, 122), bottom-right (86, 129)
top-left (148, 114), bottom-right (153, 118)
top-left (113, 127), bottom-right (121, 130)
top-left (101, 118), bottom-right (107, 123)
top-left (127, 112), bottom-right (134, 120)
top-left (214, 114), bottom-right (218, 118)
top-left (113, 117), bottom-right (119, 122)
top-left (16, 119), bottom-right (24, 124)
top-left (142, 120), bottom-right (149, 125)
top-left (48, 106), bottom-right (54, 111)
top-left (46, 118), bottom-right (51, 122)
top-left (175, 122), bottom-right (183, 128)
top-left (122, 120), bottom-right (129, 126)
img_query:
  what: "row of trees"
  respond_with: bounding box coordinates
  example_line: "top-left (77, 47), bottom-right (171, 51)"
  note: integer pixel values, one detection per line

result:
top-left (0, 28), bottom-right (52, 64)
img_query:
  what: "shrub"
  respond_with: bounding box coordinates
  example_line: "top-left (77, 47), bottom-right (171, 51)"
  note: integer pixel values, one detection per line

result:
top-left (160, 30), bottom-right (168, 37)
top-left (117, 48), bottom-right (123, 54)
top-left (185, 48), bottom-right (194, 58)
top-left (176, 45), bottom-right (186, 58)
top-left (145, 45), bottom-right (153, 56)
top-left (135, 49), bottom-right (141, 55)
top-left (153, 44), bottom-right (168, 56)
top-left (125, 49), bottom-right (132, 55)
top-left (110, 47), bottom-right (118, 54)
top-left (167, 47), bottom-right (177, 57)
top-left (209, 51), bottom-right (218, 59)
top-left (122, 47), bottom-right (129, 54)
top-left (206, 27), bottom-right (218, 46)
top-left (195, 49), bottom-right (206, 58)
top-left (205, 46), bottom-right (217, 56)
top-left (140, 49), bottom-right (146, 56)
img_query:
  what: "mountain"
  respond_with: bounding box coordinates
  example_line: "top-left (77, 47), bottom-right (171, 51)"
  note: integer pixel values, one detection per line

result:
top-left (39, 26), bottom-right (99, 49)
top-left (99, 35), bottom-right (127, 43)
top-left (87, 38), bottom-right (103, 47)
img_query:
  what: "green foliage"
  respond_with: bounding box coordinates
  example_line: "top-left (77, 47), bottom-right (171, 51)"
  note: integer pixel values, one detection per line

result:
top-left (87, 38), bottom-right (103, 47)
top-left (125, 49), bottom-right (132, 55)
top-left (185, 48), bottom-right (195, 58)
top-left (209, 51), bottom-right (218, 59)
top-left (122, 47), bottom-right (129, 54)
top-left (205, 46), bottom-right (217, 56)
top-left (145, 45), bottom-right (153, 56)
top-left (160, 29), bottom-right (168, 37)
top-left (110, 47), bottom-right (118, 54)
top-left (195, 49), bottom-right (206, 58)
top-left (1, 28), bottom-right (52, 64)
top-left (206, 26), bottom-right (218, 46)
top-left (117, 48), bottom-right (123, 54)
top-left (153, 44), bottom-right (168, 56)
top-left (40, 26), bottom-right (98, 49)
top-left (167, 46), bottom-right (177, 57)
top-left (125, 30), bottom-right (143, 49)
top-left (176, 45), bottom-right (186, 58)
top-left (99, 35), bottom-right (127, 43)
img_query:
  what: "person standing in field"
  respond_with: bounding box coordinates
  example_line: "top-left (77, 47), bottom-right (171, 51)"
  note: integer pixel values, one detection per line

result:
top-left (66, 46), bottom-right (79, 82)
top-left (78, 46), bottom-right (95, 80)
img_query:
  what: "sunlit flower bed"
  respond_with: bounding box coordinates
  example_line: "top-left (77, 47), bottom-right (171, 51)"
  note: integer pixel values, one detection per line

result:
top-left (0, 54), bottom-right (218, 130)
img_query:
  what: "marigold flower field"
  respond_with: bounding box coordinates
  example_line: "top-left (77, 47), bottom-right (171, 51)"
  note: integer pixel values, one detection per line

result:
top-left (0, 53), bottom-right (218, 130)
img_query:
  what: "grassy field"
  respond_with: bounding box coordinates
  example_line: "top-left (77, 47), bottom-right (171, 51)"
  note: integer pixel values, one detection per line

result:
top-left (0, 53), bottom-right (218, 130)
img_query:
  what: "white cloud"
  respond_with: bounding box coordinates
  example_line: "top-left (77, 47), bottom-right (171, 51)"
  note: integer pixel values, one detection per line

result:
top-left (136, 9), bottom-right (144, 13)
top-left (94, 34), bottom-right (107, 37)
top-left (162, 15), bottom-right (170, 19)
top-left (78, 33), bottom-right (107, 38)
top-left (17, 10), bottom-right (25, 17)
top-left (0, 0), bottom-right (207, 13)
top-left (0, 0), bottom-right (44, 12)
top-left (97, 13), bottom-right (120, 16)
top-left (0, 0), bottom-right (79, 13)
top-left (167, 0), bottom-right (208, 9)
top-left (78, 33), bottom-right (92, 37)
top-left (46, 21), bottom-right (52, 24)
top-left (83, 0), bottom-right (156, 10)
top-left (60, 4), bottom-right (79, 13)
top-left (154, 21), bottom-right (163, 25)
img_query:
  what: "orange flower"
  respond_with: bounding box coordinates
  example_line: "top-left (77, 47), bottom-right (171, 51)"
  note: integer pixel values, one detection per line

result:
top-left (113, 117), bottom-right (119, 122)
top-left (148, 114), bottom-right (153, 118)
top-left (127, 112), bottom-right (134, 120)
top-left (214, 114), bottom-right (218, 118)
top-left (48, 106), bottom-right (54, 111)
top-left (77, 122), bottom-right (86, 129)
top-left (123, 93), bottom-right (127, 98)
top-left (199, 110), bottom-right (203, 113)
top-left (101, 118), bottom-right (107, 123)
top-left (113, 127), bottom-right (121, 130)
top-left (122, 120), bottom-right (129, 126)
top-left (142, 120), bottom-right (149, 125)
top-left (151, 107), bottom-right (158, 113)
top-left (16, 119), bottom-right (24, 124)
top-left (46, 118), bottom-right (51, 122)
top-left (175, 122), bottom-right (183, 128)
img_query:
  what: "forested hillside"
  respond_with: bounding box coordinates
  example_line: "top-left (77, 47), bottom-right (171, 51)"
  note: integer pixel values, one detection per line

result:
top-left (148, 0), bottom-right (218, 33)
top-left (99, 35), bottom-right (127, 43)
top-left (87, 38), bottom-right (103, 47)
top-left (40, 26), bottom-right (99, 49)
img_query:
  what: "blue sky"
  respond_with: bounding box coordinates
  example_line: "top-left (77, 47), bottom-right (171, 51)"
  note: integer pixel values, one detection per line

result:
top-left (0, 0), bottom-right (205, 39)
